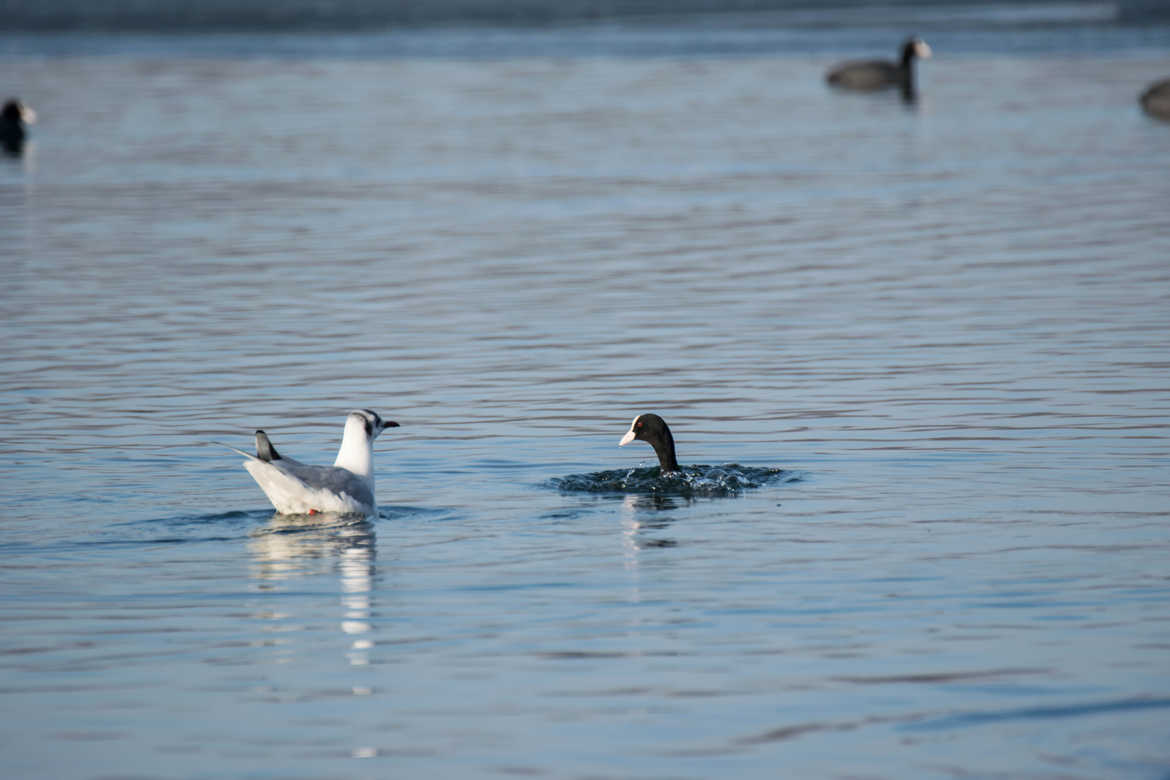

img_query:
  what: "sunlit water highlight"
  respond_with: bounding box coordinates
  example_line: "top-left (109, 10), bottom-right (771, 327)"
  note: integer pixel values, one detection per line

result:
top-left (1, 15), bottom-right (1170, 780)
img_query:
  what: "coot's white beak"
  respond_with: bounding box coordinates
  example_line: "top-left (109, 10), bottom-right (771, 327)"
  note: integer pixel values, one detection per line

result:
top-left (916, 40), bottom-right (932, 59)
top-left (619, 428), bottom-right (636, 446)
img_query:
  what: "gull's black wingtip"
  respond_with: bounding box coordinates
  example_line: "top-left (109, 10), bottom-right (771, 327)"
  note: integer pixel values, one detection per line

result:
top-left (254, 429), bottom-right (282, 462)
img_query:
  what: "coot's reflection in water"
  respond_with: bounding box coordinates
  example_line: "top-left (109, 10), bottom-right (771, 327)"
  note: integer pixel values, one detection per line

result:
top-left (247, 514), bottom-right (376, 666)
top-left (621, 492), bottom-right (688, 514)
top-left (620, 493), bottom-right (681, 564)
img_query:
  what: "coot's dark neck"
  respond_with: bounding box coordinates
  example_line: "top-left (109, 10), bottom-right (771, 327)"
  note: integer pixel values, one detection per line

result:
top-left (899, 47), bottom-right (917, 102)
top-left (900, 43), bottom-right (917, 68)
top-left (651, 428), bottom-right (680, 474)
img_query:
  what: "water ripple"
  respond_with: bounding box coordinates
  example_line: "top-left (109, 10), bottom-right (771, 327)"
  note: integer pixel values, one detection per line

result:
top-left (904, 696), bottom-right (1170, 732)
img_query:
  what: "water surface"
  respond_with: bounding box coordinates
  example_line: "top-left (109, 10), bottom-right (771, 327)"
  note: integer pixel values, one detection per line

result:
top-left (2, 16), bottom-right (1170, 779)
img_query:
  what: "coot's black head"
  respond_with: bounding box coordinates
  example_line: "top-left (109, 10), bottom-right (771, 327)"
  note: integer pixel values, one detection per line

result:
top-left (900, 37), bottom-right (932, 64)
top-left (2, 99), bottom-right (35, 124)
top-left (619, 413), bottom-right (680, 474)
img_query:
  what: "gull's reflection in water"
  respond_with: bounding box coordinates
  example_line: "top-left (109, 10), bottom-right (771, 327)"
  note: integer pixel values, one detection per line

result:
top-left (248, 513), bottom-right (376, 666)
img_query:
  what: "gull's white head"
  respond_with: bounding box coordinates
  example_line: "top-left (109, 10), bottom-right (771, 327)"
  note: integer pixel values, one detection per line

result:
top-left (335, 409), bottom-right (398, 476)
top-left (346, 409), bottom-right (397, 444)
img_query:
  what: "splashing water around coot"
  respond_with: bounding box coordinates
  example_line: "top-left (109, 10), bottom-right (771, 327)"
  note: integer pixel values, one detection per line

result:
top-left (550, 464), bottom-right (797, 498)
top-left (554, 413), bottom-right (800, 496)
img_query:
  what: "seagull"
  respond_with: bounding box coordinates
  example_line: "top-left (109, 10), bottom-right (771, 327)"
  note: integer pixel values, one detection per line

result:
top-left (221, 409), bottom-right (398, 516)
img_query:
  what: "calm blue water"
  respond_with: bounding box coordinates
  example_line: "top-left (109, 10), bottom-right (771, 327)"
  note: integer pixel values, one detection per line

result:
top-left (2, 11), bottom-right (1170, 779)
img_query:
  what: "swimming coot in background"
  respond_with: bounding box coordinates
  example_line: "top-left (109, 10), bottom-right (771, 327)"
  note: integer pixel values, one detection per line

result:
top-left (550, 413), bottom-right (791, 496)
top-left (826, 37), bottom-right (932, 102)
top-left (1140, 78), bottom-right (1170, 121)
top-left (619, 413), bottom-right (681, 474)
top-left (1, 98), bottom-right (35, 157)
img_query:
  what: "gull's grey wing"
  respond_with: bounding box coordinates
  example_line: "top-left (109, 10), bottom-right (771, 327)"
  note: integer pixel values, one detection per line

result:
top-left (267, 460), bottom-right (374, 510)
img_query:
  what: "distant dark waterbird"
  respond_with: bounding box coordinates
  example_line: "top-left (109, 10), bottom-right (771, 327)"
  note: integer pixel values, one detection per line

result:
top-left (1, 98), bottom-right (35, 157)
top-left (619, 413), bottom-right (681, 474)
top-left (826, 37), bottom-right (933, 102)
top-left (1139, 78), bottom-right (1170, 121)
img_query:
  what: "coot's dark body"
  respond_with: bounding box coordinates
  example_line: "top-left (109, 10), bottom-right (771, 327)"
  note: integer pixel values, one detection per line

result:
top-left (826, 37), bottom-right (932, 102)
top-left (1140, 78), bottom-right (1170, 121)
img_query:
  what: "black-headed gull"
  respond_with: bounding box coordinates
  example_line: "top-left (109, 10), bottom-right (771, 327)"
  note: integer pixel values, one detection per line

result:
top-left (223, 409), bottom-right (398, 516)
